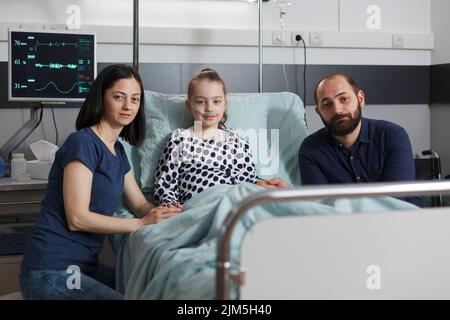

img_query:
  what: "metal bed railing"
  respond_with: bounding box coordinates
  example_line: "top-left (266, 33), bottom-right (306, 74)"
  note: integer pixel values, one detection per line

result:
top-left (216, 180), bottom-right (450, 299)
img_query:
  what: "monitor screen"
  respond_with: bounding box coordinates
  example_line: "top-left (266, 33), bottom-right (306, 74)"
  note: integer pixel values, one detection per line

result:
top-left (8, 29), bottom-right (96, 102)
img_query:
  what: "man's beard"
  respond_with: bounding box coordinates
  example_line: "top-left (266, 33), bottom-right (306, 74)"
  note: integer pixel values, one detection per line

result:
top-left (320, 104), bottom-right (362, 137)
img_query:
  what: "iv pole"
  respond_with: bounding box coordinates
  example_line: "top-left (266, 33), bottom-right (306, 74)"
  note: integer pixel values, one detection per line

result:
top-left (258, 0), bottom-right (263, 93)
top-left (133, 0), bottom-right (139, 72)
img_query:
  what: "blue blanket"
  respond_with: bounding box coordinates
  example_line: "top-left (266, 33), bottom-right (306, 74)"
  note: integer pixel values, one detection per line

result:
top-left (112, 183), bottom-right (417, 299)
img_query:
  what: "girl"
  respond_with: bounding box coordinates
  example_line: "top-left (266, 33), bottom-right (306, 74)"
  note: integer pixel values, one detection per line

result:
top-left (19, 64), bottom-right (181, 300)
top-left (153, 68), bottom-right (285, 206)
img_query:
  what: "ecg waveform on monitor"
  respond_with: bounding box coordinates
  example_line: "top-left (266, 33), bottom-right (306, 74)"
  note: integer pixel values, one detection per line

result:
top-left (35, 63), bottom-right (77, 69)
top-left (34, 40), bottom-right (78, 52)
top-left (35, 81), bottom-right (79, 94)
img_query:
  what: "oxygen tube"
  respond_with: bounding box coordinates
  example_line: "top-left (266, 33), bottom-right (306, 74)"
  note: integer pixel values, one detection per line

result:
top-left (190, 103), bottom-right (218, 117)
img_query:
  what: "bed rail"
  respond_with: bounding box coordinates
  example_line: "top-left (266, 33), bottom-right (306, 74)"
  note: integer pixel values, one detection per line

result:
top-left (216, 180), bottom-right (450, 299)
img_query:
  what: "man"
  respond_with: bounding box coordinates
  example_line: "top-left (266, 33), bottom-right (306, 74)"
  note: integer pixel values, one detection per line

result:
top-left (298, 73), bottom-right (423, 206)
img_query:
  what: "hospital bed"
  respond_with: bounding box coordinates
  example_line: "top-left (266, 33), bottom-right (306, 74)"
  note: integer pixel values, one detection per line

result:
top-left (217, 181), bottom-right (450, 300)
top-left (116, 90), bottom-right (450, 300)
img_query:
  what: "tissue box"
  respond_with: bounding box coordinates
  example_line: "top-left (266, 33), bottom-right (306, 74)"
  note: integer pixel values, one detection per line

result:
top-left (27, 160), bottom-right (52, 180)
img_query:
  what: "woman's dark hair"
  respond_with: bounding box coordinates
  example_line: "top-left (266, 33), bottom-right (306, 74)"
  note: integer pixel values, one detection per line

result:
top-left (75, 64), bottom-right (146, 146)
top-left (187, 68), bottom-right (228, 129)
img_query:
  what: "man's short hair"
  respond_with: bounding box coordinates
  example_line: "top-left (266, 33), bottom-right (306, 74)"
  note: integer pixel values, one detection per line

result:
top-left (314, 73), bottom-right (360, 105)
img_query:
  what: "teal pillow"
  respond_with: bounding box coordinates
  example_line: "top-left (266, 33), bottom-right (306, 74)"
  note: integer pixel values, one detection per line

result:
top-left (136, 90), bottom-right (308, 193)
top-left (136, 91), bottom-right (190, 192)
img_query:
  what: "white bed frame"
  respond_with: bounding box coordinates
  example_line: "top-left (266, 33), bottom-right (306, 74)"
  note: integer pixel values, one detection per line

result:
top-left (217, 181), bottom-right (450, 299)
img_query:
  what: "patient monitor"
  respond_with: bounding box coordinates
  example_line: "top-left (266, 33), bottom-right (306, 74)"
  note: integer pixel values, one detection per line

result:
top-left (8, 28), bottom-right (96, 102)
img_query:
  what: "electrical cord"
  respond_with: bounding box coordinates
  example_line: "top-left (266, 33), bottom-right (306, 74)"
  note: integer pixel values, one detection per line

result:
top-left (294, 34), bottom-right (307, 126)
top-left (8, 105), bottom-right (44, 162)
top-left (50, 107), bottom-right (59, 146)
top-left (296, 34), bottom-right (307, 109)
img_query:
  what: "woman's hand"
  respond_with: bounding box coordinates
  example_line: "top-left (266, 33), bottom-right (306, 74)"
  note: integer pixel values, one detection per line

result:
top-left (266, 178), bottom-right (289, 188)
top-left (256, 178), bottom-right (289, 189)
top-left (140, 204), bottom-right (182, 225)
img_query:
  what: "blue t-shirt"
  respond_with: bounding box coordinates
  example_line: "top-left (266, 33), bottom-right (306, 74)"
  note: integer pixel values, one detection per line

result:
top-left (298, 118), bottom-right (423, 207)
top-left (22, 127), bottom-right (131, 276)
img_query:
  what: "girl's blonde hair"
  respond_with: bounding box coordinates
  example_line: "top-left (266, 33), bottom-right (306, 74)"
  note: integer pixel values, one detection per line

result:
top-left (187, 68), bottom-right (228, 129)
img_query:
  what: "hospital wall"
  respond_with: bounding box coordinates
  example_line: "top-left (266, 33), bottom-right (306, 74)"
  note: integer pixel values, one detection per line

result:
top-left (430, 0), bottom-right (450, 175)
top-left (0, 0), bottom-right (434, 169)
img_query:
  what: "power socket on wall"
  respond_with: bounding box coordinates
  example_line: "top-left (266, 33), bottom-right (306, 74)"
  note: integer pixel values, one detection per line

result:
top-left (291, 31), bottom-right (307, 46)
top-left (392, 34), bottom-right (405, 48)
top-left (272, 31), bottom-right (288, 46)
top-left (309, 32), bottom-right (323, 46)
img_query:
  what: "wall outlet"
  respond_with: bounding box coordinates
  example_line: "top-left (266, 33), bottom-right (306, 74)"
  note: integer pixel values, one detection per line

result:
top-left (309, 32), bottom-right (323, 46)
top-left (272, 31), bottom-right (288, 46)
top-left (291, 31), bottom-right (306, 46)
top-left (392, 34), bottom-right (405, 48)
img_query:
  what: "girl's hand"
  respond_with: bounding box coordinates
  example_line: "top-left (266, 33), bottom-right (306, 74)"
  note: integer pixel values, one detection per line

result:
top-left (256, 179), bottom-right (275, 188)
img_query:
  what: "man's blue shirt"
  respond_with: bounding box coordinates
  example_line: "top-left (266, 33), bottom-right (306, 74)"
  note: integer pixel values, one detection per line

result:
top-left (299, 117), bottom-right (423, 206)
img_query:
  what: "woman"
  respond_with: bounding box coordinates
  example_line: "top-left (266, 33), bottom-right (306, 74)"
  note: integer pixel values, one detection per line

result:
top-left (19, 64), bottom-right (181, 300)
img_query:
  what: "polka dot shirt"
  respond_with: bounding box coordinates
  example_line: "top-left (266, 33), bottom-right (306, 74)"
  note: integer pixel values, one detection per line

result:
top-left (153, 127), bottom-right (258, 205)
